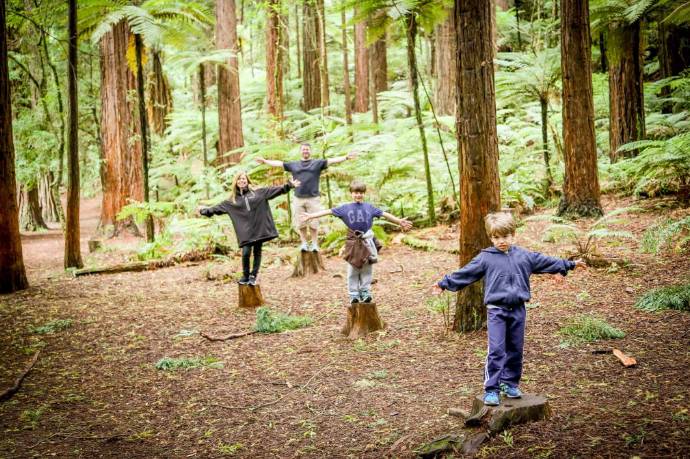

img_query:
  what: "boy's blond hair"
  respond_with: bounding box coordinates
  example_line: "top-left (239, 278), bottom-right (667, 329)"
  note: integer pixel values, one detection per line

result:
top-left (484, 212), bottom-right (516, 238)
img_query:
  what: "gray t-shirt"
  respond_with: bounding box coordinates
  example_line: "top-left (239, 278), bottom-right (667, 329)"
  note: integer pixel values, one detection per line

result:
top-left (283, 159), bottom-right (328, 198)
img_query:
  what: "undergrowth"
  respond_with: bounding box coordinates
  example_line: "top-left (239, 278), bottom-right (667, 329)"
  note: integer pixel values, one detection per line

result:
top-left (558, 315), bottom-right (625, 346)
top-left (31, 319), bottom-right (73, 335)
top-left (641, 215), bottom-right (690, 254)
top-left (635, 283), bottom-right (690, 312)
top-left (154, 356), bottom-right (223, 371)
top-left (254, 307), bottom-right (313, 333)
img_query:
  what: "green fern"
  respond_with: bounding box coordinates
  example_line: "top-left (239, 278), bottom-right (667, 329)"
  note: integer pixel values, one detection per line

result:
top-left (559, 315), bottom-right (626, 345)
top-left (635, 283), bottom-right (690, 312)
top-left (254, 307), bottom-right (313, 334)
top-left (641, 216), bottom-right (690, 254)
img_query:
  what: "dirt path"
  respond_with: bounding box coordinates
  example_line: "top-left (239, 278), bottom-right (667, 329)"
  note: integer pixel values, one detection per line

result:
top-left (1, 197), bottom-right (689, 458)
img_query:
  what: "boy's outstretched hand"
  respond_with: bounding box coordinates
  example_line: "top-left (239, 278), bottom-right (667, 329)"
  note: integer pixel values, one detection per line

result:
top-left (573, 259), bottom-right (587, 270)
top-left (430, 283), bottom-right (444, 296)
top-left (399, 218), bottom-right (413, 231)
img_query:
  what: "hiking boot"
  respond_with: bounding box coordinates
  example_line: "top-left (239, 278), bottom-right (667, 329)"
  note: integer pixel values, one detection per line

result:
top-left (500, 383), bottom-right (522, 399)
top-left (248, 275), bottom-right (257, 286)
top-left (483, 391), bottom-right (500, 406)
top-left (300, 242), bottom-right (309, 252)
top-left (238, 276), bottom-right (250, 285)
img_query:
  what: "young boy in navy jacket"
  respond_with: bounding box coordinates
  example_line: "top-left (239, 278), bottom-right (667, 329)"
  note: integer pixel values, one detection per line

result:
top-left (432, 212), bottom-right (586, 406)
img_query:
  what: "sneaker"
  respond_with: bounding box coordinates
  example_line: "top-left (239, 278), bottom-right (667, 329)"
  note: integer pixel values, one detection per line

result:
top-left (483, 391), bottom-right (500, 406)
top-left (362, 296), bottom-right (372, 303)
top-left (350, 297), bottom-right (360, 304)
top-left (311, 242), bottom-right (319, 252)
top-left (248, 275), bottom-right (257, 286)
top-left (300, 242), bottom-right (309, 252)
top-left (500, 383), bottom-right (522, 399)
top-left (238, 276), bottom-right (249, 285)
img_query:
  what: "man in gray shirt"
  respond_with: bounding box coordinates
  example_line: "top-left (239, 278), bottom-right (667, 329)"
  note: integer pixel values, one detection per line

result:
top-left (256, 143), bottom-right (356, 251)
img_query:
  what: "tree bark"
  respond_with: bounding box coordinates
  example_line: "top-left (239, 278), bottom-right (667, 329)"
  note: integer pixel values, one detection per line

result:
top-left (540, 96), bottom-right (553, 190)
top-left (266, 0), bottom-right (284, 119)
top-left (19, 184), bottom-right (48, 232)
top-left (558, 0), bottom-right (602, 217)
top-left (658, 23), bottom-right (690, 113)
top-left (341, 302), bottom-right (385, 339)
top-left (65, 0), bottom-right (82, 269)
top-left (39, 173), bottom-right (60, 223)
top-left (216, 0), bottom-right (244, 165)
top-left (134, 34), bottom-right (154, 243)
top-left (295, 4), bottom-right (301, 79)
top-left (341, 9), bottom-right (352, 126)
top-left (0, 1), bottom-right (29, 292)
top-left (353, 10), bottom-right (368, 112)
top-left (199, 65), bottom-right (209, 199)
top-left (454, 0), bottom-right (501, 332)
top-left (608, 21), bottom-right (645, 162)
top-left (147, 50), bottom-right (172, 136)
top-left (316, 0), bottom-right (330, 109)
top-left (302, 0), bottom-right (321, 111)
top-left (371, 34), bottom-right (387, 93)
top-left (434, 10), bottom-right (456, 115)
top-left (98, 21), bottom-right (144, 236)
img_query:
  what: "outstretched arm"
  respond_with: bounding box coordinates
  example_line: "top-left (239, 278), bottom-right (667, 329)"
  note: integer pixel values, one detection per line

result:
top-left (302, 209), bottom-right (333, 222)
top-left (198, 201), bottom-right (230, 217)
top-left (326, 151), bottom-right (357, 166)
top-left (381, 211), bottom-right (413, 231)
top-left (433, 255), bottom-right (485, 294)
top-left (530, 251), bottom-right (585, 276)
top-left (255, 157), bottom-right (284, 168)
top-left (262, 178), bottom-right (301, 200)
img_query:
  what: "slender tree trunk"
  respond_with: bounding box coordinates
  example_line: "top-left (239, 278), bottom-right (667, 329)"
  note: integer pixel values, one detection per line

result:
top-left (199, 64), bottom-right (209, 200)
top-left (371, 31), bottom-right (387, 93)
top-left (316, 0), bottom-right (330, 109)
top-left (147, 51), bottom-right (172, 136)
top-left (65, 0), bottom-right (82, 268)
top-left (98, 21), bottom-right (143, 236)
top-left (134, 34), bottom-right (154, 242)
top-left (369, 50), bottom-right (378, 131)
top-left (266, 0), bottom-right (284, 119)
top-left (434, 11), bottom-right (456, 115)
top-left (19, 184), bottom-right (48, 231)
top-left (353, 10), bottom-right (369, 112)
top-left (302, 0), bottom-right (321, 111)
top-left (295, 4), bottom-right (301, 79)
top-left (558, 0), bottom-right (602, 217)
top-left (515, 0), bottom-right (522, 51)
top-left (280, 10), bottom-right (290, 78)
top-left (540, 96), bottom-right (553, 189)
top-left (454, 0), bottom-right (501, 332)
top-left (0, 0), bottom-right (28, 292)
top-left (341, 9), bottom-right (352, 126)
top-left (216, 0), bottom-right (244, 165)
top-left (41, 32), bottom-right (66, 192)
top-left (608, 21), bottom-right (645, 163)
top-left (598, 32), bottom-right (608, 72)
top-left (658, 23), bottom-right (690, 114)
top-left (39, 172), bottom-right (59, 222)
top-left (405, 14), bottom-right (435, 225)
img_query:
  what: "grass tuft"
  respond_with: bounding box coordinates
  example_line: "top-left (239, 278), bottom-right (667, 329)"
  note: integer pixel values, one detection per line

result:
top-left (31, 319), bottom-right (73, 335)
top-left (558, 315), bottom-right (625, 345)
top-left (254, 307), bottom-right (313, 333)
top-left (635, 283), bottom-right (690, 312)
top-left (155, 356), bottom-right (222, 371)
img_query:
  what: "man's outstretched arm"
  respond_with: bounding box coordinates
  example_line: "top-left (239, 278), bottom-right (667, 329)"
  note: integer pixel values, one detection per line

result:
top-left (256, 157), bottom-right (284, 168)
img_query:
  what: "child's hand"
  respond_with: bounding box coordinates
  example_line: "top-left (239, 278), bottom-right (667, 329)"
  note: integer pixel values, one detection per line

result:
top-left (301, 212), bottom-right (312, 222)
top-left (430, 283), bottom-right (444, 296)
top-left (255, 157), bottom-right (266, 164)
top-left (346, 151), bottom-right (358, 160)
top-left (289, 178), bottom-right (301, 188)
top-left (399, 218), bottom-right (413, 231)
top-left (551, 273), bottom-right (565, 284)
top-left (573, 259), bottom-right (587, 270)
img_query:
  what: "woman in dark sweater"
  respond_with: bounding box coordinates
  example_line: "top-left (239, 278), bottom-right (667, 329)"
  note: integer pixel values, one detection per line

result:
top-left (199, 171), bottom-right (299, 285)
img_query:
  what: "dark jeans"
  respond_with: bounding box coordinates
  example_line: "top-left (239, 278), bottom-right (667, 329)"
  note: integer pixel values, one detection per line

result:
top-left (241, 242), bottom-right (263, 277)
top-left (484, 304), bottom-right (526, 392)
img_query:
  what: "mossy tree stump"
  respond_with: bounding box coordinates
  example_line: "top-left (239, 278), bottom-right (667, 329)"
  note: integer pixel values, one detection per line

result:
top-left (464, 393), bottom-right (550, 434)
top-left (291, 251), bottom-right (325, 277)
top-left (238, 284), bottom-right (264, 308)
top-left (341, 302), bottom-right (385, 339)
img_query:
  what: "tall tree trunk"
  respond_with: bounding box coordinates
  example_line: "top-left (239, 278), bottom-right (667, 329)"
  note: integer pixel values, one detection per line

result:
top-left (371, 33), bottom-right (387, 93)
top-left (353, 11), bottom-right (368, 112)
top-left (316, 0), bottom-right (330, 109)
top-left (369, 50), bottom-right (378, 131)
top-left (608, 21), bottom-right (645, 163)
top-left (19, 184), bottom-right (48, 231)
top-left (341, 9), bottom-right (352, 126)
top-left (199, 64), bottom-right (209, 199)
top-left (266, 0), bottom-right (284, 119)
top-left (539, 96), bottom-right (553, 189)
top-left (434, 11), bottom-right (456, 115)
top-left (134, 34), bottom-right (154, 242)
top-left (147, 51), bottom-right (172, 136)
top-left (216, 0), bottom-right (244, 165)
top-left (598, 32), bottom-right (608, 72)
top-left (41, 31), bottom-right (66, 194)
top-left (0, 0), bottom-right (28, 292)
top-left (295, 4), bottom-right (301, 79)
top-left (558, 0), bottom-right (602, 217)
top-left (280, 10), bottom-right (290, 78)
top-left (405, 14), bottom-right (435, 225)
top-left (302, 0), bottom-right (321, 111)
top-left (515, 0), bottom-right (522, 51)
top-left (65, 0), bottom-right (82, 269)
top-left (454, 0), bottom-right (501, 333)
top-left (98, 21), bottom-right (144, 237)
top-left (658, 23), bottom-right (690, 113)
top-left (39, 172), bottom-right (60, 223)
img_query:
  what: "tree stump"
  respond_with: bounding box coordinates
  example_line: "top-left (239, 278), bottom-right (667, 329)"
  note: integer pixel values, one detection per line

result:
top-left (238, 284), bottom-right (264, 308)
top-left (464, 393), bottom-right (550, 434)
top-left (291, 251), bottom-right (325, 277)
top-left (341, 302), bottom-right (385, 339)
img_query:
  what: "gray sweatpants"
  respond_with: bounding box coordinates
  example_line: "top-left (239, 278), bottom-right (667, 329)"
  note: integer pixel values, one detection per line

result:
top-left (347, 262), bottom-right (373, 300)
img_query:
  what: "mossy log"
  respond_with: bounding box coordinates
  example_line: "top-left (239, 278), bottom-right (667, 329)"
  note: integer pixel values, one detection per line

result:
top-left (465, 393), bottom-right (550, 434)
top-left (341, 302), bottom-right (385, 339)
top-left (238, 284), bottom-right (264, 308)
top-left (291, 251), bottom-right (325, 277)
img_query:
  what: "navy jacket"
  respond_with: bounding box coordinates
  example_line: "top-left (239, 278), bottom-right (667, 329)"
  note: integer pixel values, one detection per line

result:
top-left (438, 246), bottom-right (576, 306)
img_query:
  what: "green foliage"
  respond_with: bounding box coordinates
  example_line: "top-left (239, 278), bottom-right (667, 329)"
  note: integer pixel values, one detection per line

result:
top-left (321, 223), bottom-right (391, 254)
top-left (31, 319), bottom-right (73, 335)
top-left (559, 315), bottom-right (626, 345)
top-left (401, 235), bottom-right (436, 251)
top-left (635, 283), bottom-right (690, 312)
top-left (426, 294), bottom-right (452, 331)
top-left (641, 215), bottom-right (690, 254)
top-left (154, 356), bottom-right (223, 371)
top-left (254, 307), bottom-right (313, 333)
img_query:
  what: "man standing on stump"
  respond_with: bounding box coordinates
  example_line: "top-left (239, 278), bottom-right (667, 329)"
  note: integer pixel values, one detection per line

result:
top-left (256, 143), bottom-right (357, 252)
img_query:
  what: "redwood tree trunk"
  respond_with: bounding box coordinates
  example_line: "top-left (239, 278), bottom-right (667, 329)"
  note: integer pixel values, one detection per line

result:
top-left (341, 9), bottom-right (352, 126)
top-left (434, 11), bottom-right (456, 115)
top-left (147, 51), bottom-right (172, 136)
top-left (658, 23), bottom-right (690, 113)
top-left (353, 11), bottom-right (368, 112)
top-left (0, 0), bottom-right (28, 292)
top-left (98, 21), bottom-right (144, 236)
top-left (19, 184), bottom-right (48, 231)
top-left (134, 34), bottom-right (154, 242)
top-left (454, 0), bottom-right (501, 332)
top-left (371, 34), bottom-right (387, 93)
top-left (608, 21), bottom-right (645, 162)
top-left (65, 0), bottom-right (82, 268)
top-left (316, 0), bottom-right (330, 109)
top-left (558, 0), bottom-right (602, 217)
top-left (216, 0), bottom-right (244, 165)
top-left (266, 0), bottom-right (284, 119)
top-left (302, 0), bottom-right (321, 111)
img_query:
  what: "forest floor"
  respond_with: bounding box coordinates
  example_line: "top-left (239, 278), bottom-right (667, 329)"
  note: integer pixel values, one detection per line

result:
top-left (1, 195), bottom-right (689, 459)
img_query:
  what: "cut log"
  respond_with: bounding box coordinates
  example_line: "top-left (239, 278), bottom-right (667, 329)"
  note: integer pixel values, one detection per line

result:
top-left (73, 261), bottom-right (154, 276)
top-left (291, 251), bottom-right (325, 277)
top-left (465, 393), bottom-right (551, 434)
top-left (238, 284), bottom-right (264, 308)
top-left (88, 239), bottom-right (103, 253)
top-left (341, 302), bottom-right (385, 339)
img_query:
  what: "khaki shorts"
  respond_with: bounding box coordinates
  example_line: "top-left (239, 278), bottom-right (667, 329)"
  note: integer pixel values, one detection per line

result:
top-left (293, 196), bottom-right (323, 231)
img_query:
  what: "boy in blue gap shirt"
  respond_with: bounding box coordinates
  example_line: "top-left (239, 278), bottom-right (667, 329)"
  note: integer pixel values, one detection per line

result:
top-left (303, 181), bottom-right (412, 303)
top-left (432, 212), bottom-right (586, 406)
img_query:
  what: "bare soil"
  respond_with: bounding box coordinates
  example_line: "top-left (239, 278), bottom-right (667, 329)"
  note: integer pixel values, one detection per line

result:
top-left (1, 196), bottom-right (689, 458)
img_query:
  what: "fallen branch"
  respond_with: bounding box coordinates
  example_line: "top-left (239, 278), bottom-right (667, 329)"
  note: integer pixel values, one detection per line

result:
top-left (200, 330), bottom-right (257, 341)
top-left (73, 249), bottom-right (221, 277)
top-left (0, 350), bottom-right (41, 402)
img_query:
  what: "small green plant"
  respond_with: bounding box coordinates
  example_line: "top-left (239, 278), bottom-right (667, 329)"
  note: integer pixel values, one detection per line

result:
top-left (20, 406), bottom-right (47, 429)
top-left (500, 429), bottom-right (514, 447)
top-left (426, 294), bottom-right (452, 332)
top-left (217, 442), bottom-right (243, 455)
top-left (641, 216), bottom-right (690, 254)
top-left (154, 356), bottom-right (223, 371)
top-left (635, 283), bottom-right (690, 312)
top-left (558, 315), bottom-right (625, 345)
top-left (367, 370), bottom-right (388, 380)
top-left (31, 319), bottom-right (73, 335)
top-left (254, 307), bottom-right (313, 333)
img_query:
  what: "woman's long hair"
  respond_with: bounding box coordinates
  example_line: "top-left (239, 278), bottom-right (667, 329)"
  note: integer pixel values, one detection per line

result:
top-left (229, 171), bottom-right (254, 203)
